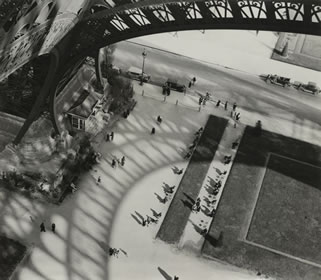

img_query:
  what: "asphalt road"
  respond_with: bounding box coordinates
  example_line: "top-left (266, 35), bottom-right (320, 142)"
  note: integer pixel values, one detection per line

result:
top-left (112, 41), bottom-right (321, 128)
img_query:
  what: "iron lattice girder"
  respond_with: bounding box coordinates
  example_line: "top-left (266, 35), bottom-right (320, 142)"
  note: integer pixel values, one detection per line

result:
top-left (71, 0), bottom-right (321, 57)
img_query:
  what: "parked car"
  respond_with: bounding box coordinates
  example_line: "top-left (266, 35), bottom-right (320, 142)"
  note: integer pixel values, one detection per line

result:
top-left (265, 74), bottom-right (291, 87)
top-left (163, 78), bottom-right (186, 93)
top-left (296, 82), bottom-right (320, 95)
top-left (127, 66), bottom-right (150, 82)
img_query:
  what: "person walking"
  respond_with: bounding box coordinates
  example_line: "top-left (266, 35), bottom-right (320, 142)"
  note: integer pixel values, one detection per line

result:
top-left (188, 81), bottom-right (192, 88)
top-left (224, 101), bottom-right (228, 110)
top-left (40, 222), bottom-right (46, 232)
top-left (192, 77), bottom-right (196, 85)
top-left (51, 223), bottom-right (56, 233)
top-left (199, 96), bottom-right (203, 105)
top-left (233, 102), bottom-right (237, 111)
top-left (200, 228), bottom-right (208, 236)
top-left (97, 176), bottom-right (101, 184)
top-left (106, 133), bottom-right (110, 142)
top-left (111, 159), bottom-right (116, 168)
top-left (236, 112), bottom-right (240, 120)
top-left (151, 127), bottom-right (156, 135)
top-left (121, 156), bottom-right (125, 166)
top-left (110, 131), bottom-right (114, 141)
top-left (216, 100), bottom-right (221, 107)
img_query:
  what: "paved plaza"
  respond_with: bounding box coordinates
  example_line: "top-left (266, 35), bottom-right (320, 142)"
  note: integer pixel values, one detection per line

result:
top-left (0, 30), bottom-right (321, 280)
top-left (0, 74), bottom-right (319, 279)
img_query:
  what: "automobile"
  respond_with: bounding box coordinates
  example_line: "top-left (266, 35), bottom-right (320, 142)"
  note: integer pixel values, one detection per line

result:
top-left (264, 74), bottom-right (291, 87)
top-left (296, 82), bottom-right (320, 95)
top-left (163, 78), bottom-right (186, 93)
top-left (126, 66), bottom-right (150, 82)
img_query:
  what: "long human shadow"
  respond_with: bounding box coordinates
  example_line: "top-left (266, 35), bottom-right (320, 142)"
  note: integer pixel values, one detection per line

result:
top-left (157, 267), bottom-right (173, 280)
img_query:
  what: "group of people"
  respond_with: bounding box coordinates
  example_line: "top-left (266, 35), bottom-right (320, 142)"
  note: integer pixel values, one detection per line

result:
top-left (151, 115), bottom-right (163, 135)
top-left (142, 210), bottom-right (162, 227)
top-left (108, 247), bottom-right (128, 258)
top-left (188, 77), bottom-right (197, 88)
top-left (223, 155), bottom-right (232, 165)
top-left (209, 180), bottom-right (222, 196)
top-left (198, 92), bottom-right (210, 106)
top-left (184, 127), bottom-right (203, 159)
top-left (192, 197), bottom-right (201, 213)
top-left (109, 247), bottom-right (120, 257)
top-left (40, 222), bottom-right (56, 233)
top-left (111, 156), bottom-right (126, 168)
top-left (105, 131), bottom-right (115, 142)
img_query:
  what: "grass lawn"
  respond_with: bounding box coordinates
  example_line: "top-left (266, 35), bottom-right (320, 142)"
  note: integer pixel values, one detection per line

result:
top-left (157, 114), bottom-right (228, 244)
top-left (247, 154), bottom-right (321, 264)
top-left (203, 126), bottom-right (321, 280)
top-left (0, 236), bottom-right (27, 280)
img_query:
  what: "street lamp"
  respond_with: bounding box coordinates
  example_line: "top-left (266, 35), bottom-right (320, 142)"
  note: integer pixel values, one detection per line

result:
top-left (140, 48), bottom-right (147, 85)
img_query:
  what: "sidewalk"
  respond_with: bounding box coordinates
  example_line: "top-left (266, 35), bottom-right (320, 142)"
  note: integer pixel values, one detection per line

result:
top-left (179, 119), bottom-right (244, 254)
top-left (131, 30), bottom-right (321, 84)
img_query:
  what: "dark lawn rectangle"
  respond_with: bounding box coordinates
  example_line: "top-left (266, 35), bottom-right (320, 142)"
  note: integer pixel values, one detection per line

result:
top-left (247, 154), bottom-right (321, 264)
top-left (202, 127), bottom-right (321, 280)
top-left (157, 115), bottom-right (227, 244)
top-left (0, 236), bottom-right (27, 280)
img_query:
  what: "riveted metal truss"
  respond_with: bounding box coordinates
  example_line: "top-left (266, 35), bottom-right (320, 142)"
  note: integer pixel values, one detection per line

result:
top-left (67, 0), bottom-right (320, 59)
top-left (1, 0), bottom-right (321, 82)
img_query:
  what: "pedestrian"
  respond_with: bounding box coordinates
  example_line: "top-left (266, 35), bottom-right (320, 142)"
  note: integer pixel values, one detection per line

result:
top-left (196, 204), bottom-right (201, 212)
top-left (97, 176), bottom-right (101, 184)
top-left (236, 112), bottom-right (240, 121)
top-left (233, 102), bottom-right (237, 111)
top-left (216, 100), bottom-right (221, 107)
top-left (110, 131), bottom-right (114, 141)
top-left (146, 215), bottom-right (152, 226)
top-left (142, 218), bottom-right (147, 227)
top-left (155, 211), bottom-right (162, 219)
top-left (209, 209), bottom-right (216, 217)
top-left (224, 101), bottom-right (228, 110)
top-left (113, 248), bottom-right (119, 258)
top-left (106, 133), bottom-right (110, 142)
top-left (151, 127), bottom-right (156, 135)
top-left (200, 228), bottom-right (207, 236)
top-left (40, 222), bottom-right (46, 232)
top-left (177, 168), bottom-right (184, 175)
top-left (198, 96), bottom-right (203, 105)
top-left (109, 248), bottom-right (114, 256)
top-left (192, 77), bottom-right (196, 85)
top-left (232, 141), bottom-right (238, 149)
top-left (121, 156), bottom-right (125, 166)
top-left (166, 86), bottom-right (170, 96)
top-left (111, 159), bottom-right (116, 168)
top-left (188, 81), bottom-right (192, 88)
top-left (202, 99), bottom-right (206, 106)
top-left (51, 223), bottom-right (56, 233)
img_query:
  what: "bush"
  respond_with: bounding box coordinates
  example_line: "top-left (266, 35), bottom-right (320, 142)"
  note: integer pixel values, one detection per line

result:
top-left (108, 76), bottom-right (135, 115)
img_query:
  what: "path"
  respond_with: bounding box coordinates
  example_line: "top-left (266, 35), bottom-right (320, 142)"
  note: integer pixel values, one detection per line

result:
top-left (179, 119), bottom-right (244, 254)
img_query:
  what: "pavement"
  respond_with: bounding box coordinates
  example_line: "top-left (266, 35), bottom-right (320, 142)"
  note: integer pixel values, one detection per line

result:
top-left (0, 38), bottom-right (321, 280)
top-left (130, 30), bottom-right (321, 85)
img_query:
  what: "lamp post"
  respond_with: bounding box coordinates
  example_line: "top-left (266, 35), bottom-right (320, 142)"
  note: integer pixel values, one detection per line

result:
top-left (140, 48), bottom-right (147, 85)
